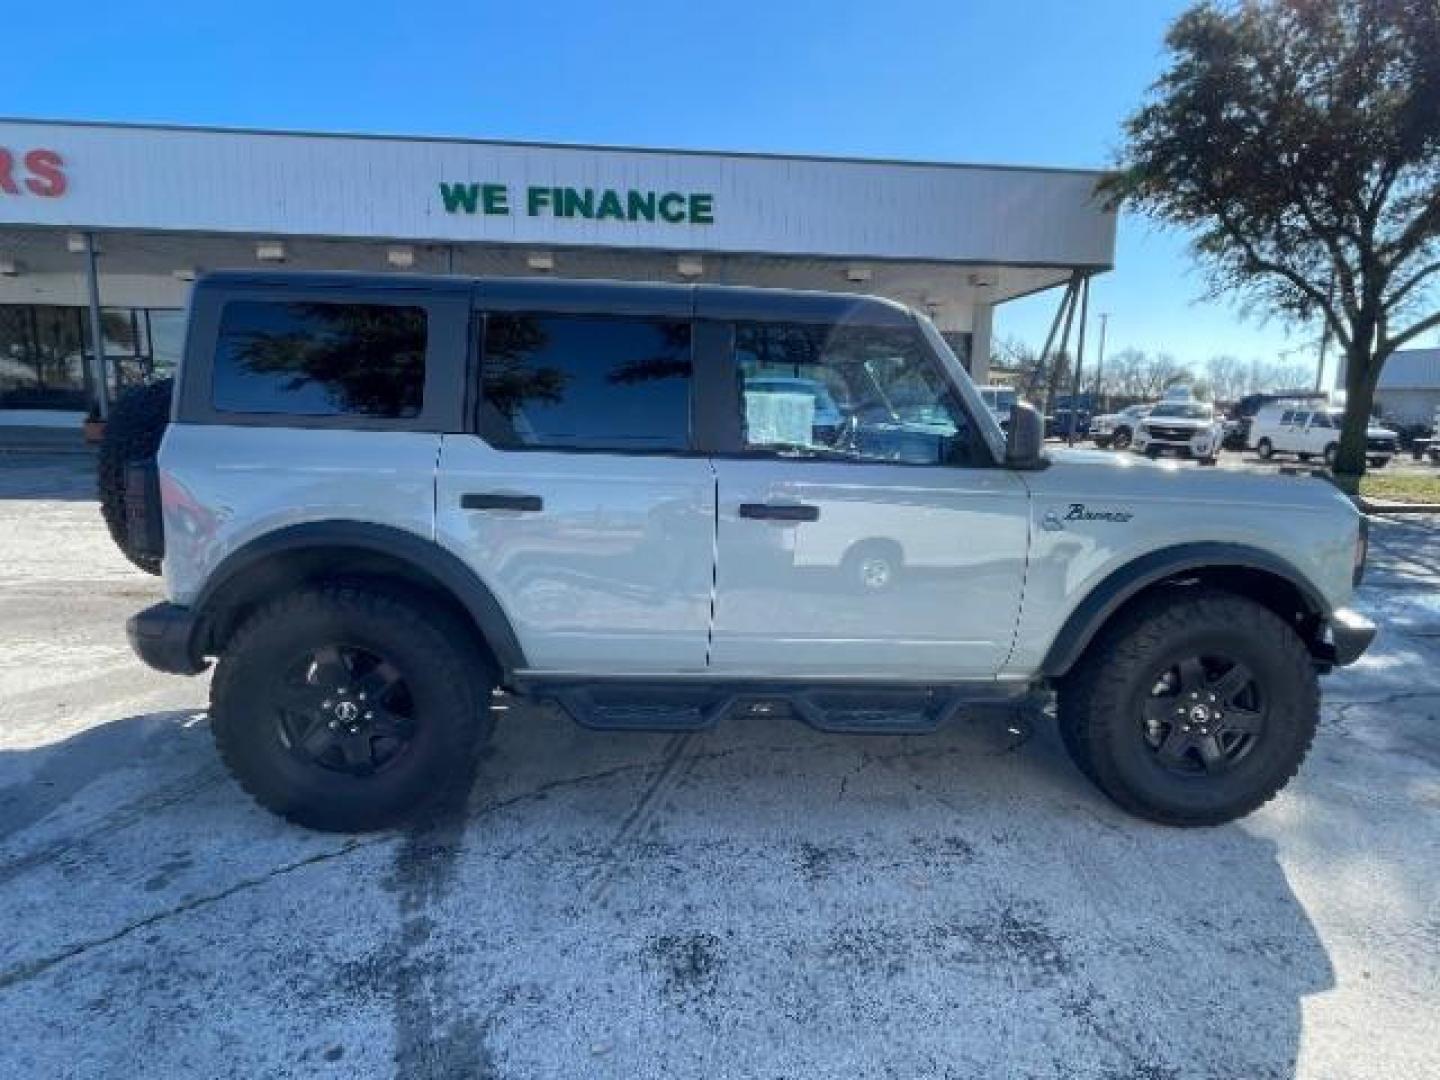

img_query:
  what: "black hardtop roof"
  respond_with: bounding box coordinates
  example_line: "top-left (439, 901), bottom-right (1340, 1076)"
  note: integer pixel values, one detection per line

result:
top-left (193, 270), bottom-right (917, 325)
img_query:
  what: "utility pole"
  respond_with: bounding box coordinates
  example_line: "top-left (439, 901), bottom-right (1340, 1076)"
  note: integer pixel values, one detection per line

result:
top-left (1094, 312), bottom-right (1110, 412)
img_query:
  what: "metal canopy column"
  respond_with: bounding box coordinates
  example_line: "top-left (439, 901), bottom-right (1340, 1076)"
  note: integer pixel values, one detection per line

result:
top-left (83, 232), bottom-right (110, 419)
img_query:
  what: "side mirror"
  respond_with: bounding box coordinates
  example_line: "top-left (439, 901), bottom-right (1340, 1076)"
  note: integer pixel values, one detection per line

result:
top-left (1005, 402), bottom-right (1046, 469)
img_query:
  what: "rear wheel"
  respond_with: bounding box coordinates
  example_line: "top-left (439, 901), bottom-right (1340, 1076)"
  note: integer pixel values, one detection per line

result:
top-left (1256, 438), bottom-right (1274, 460)
top-left (1057, 589), bottom-right (1318, 826)
top-left (1323, 443), bottom-right (1338, 466)
top-left (211, 585), bottom-right (493, 832)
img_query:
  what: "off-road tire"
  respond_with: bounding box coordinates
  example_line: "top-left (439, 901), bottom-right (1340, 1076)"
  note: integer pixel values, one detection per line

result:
top-left (211, 584), bottom-right (493, 832)
top-left (97, 377), bottom-right (173, 574)
top-left (1057, 589), bottom-right (1318, 826)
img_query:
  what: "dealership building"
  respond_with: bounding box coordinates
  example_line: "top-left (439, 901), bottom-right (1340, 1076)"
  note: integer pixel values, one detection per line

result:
top-left (0, 118), bottom-right (1116, 424)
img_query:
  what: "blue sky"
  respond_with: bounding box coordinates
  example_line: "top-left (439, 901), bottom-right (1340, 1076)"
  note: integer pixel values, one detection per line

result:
top-left (5, 0), bottom-right (1380, 376)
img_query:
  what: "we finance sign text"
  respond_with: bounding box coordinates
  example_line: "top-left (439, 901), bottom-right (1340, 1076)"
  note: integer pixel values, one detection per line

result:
top-left (439, 182), bottom-right (714, 225)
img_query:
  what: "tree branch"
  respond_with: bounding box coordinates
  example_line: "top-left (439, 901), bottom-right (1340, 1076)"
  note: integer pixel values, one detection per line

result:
top-left (1385, 308), bottom-right (1440, 352)
top-left (1210, 201), bottom-right (1354, 350)
top-left (1384, 258), bottom-right (1440, 311)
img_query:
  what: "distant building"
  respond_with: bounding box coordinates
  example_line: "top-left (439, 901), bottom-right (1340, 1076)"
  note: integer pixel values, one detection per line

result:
top-left (1375, 348), bottom-right (1440, 426)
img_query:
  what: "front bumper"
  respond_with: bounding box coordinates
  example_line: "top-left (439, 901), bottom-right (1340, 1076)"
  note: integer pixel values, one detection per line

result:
top-left (127, 602), bottom-right (208, 675)
top-left (1319, 608), bottom-right (1377, 667)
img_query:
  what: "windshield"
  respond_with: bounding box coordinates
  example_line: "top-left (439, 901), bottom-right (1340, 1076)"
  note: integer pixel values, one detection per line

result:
top-left (1149, 401), bottom-right (1212, 419)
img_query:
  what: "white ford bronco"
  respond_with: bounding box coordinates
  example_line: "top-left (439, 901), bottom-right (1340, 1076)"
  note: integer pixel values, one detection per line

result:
top-left (119, 271), bottom-right (1375, 832)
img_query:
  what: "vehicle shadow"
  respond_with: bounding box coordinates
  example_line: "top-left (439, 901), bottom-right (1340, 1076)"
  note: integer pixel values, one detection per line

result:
top-left (0, 704), bottom-right (1334, 1079)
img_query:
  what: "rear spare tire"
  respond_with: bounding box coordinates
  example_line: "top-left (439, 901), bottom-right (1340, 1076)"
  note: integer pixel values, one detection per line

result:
top-left (1057, 589), bottom-right (1318, 826)
top-left (98, 377), bottom-right (173, 574)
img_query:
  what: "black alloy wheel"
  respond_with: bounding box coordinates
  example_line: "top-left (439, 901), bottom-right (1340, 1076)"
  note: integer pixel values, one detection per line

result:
top-left (1140, 655), bottom-right (1264, 776)
top-left (274, 643), bottom-right (416, 775)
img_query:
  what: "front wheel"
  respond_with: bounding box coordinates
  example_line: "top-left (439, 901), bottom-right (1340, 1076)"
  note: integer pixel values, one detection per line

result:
top-left (1323, 443), bottom-right (1338, 466)
top-left (1111, 427), bottom-right (1133, 450)
top-left (211, 585), bottom-right (493, 831)
top-left (1057, 590), bottom-right (1318, 826)
top-left (1255, 438), bottom-right (1274, 460)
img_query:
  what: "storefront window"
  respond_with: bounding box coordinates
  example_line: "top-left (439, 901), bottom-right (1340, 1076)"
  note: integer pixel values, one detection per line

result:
top-left (0, 304), bottom-right (181, 411)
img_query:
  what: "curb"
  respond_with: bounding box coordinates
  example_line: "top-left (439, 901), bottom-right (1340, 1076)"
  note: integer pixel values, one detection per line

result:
top-left (0, 445), bottom-right (97, 458)
top-left (1358, 498), bottom-right (1440, 516)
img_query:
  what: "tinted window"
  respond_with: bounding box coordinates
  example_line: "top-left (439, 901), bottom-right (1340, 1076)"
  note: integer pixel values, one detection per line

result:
top-left (480, 314), bottom-right (692, 450)
top-left (1292, 410), bottom-right (1310, 426)
top-left (1279, 410), bottom-right (1295, 424)
top-left (213, 300), bottom-right (426, 417)
top-left (734, 321), bottom-right (978, 465)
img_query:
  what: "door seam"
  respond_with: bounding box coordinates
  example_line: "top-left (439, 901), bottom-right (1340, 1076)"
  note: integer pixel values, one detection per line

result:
top-left (705, 459), bottom-right (719, 668)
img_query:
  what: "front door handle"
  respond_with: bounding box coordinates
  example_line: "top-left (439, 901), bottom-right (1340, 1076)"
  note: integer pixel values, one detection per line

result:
top-left (462, 492), bottom-right (543, 512)
top-left (739, 502), bottom-right (820, 522)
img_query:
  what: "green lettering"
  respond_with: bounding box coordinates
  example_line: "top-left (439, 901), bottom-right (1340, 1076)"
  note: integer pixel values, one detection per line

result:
top-left (562, 187), bottom-right (595, 218)
top-left (482, 184), bottom-right (509, 215)
top-left (596, 189), bottom-right (625, 220)
top-left (527, 186), bottom-right (551, 215)
top-left (627, 190), bottom-right (656, 222)
top-left (439, 182), bottom-right (480, 214)
top-left (688, 193), bottom-right (714, 224)
top-left (658, 192), bottom-right (687, 223)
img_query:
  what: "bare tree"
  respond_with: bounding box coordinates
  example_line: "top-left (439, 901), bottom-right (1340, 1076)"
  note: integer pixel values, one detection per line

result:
top-left (1206, 355), bottom-right (1251, 402)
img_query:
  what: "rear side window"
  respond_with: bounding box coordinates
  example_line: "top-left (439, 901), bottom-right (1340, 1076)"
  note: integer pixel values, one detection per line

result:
top-left (213, 300), bottom-right (427, 418)
top-left (479, 314), bottom-right (692, 451)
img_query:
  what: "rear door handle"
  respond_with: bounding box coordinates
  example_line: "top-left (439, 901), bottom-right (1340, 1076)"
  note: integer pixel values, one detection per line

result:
top-left (462, 492), bottom-right (543, 512)
top-left (739, 502), bottom-right (820, 522)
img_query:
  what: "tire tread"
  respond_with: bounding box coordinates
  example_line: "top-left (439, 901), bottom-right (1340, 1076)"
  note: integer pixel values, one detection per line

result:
top-left (1058, 588), bottom-right (1318, 826)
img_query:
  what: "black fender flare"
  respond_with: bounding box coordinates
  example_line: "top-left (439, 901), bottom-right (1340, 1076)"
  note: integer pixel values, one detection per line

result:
top-left (1040, 542), bottom-right (1330, 678)
top-left (192, 520), bottom-right (527, 671)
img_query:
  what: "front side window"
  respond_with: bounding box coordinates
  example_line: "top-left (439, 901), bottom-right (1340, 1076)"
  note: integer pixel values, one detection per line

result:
top-left (213, 300), bottom-right (427, 417)
top-left (480, 314), bottom-right (692, 451)
top-left (733, 321), bottom-right (978, 465)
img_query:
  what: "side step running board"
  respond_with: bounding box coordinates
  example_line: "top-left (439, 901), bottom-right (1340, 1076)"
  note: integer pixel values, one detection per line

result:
top-left (518, 678), bottom-right (1037, 735)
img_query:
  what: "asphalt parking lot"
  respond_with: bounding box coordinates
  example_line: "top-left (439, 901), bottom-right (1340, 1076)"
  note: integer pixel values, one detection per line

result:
top-left (0, 452), bottom-right (1436, 1079)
